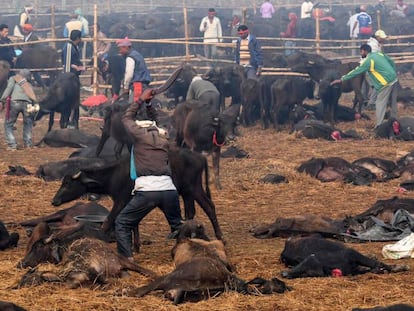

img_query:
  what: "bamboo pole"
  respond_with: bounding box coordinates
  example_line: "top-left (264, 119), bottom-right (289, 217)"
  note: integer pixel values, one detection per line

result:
top-left (107, 0), bottom-right (111, 14)
top-left (242, 8), bottom-right (247, 24)
top-left (92, 4), bottom-right (98, 96)
top-left (183, 7), bottom-right (190, 61)
top-left (377, 10), bottom-right (381, 30)
top-left (315, 8), bottom-right (320, 55)
top-left (50, 5), bottom-right (56, 49)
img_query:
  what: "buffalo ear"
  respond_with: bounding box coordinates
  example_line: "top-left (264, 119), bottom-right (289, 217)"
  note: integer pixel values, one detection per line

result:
top-left (72, 171), bottom-right (82, 179)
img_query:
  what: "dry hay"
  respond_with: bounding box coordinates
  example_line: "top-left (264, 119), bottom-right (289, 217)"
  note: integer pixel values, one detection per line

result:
top-left (1, 86), bottom-right (414, 310)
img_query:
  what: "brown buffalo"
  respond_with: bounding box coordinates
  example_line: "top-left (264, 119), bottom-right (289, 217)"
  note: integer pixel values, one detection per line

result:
top-left (18, 238), bottom-right (156, 289)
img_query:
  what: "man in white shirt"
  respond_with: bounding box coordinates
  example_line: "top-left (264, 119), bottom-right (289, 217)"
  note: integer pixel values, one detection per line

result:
top-left (199, 8), bottom-right (223, 59)
top-left (301, 0), bottom-right (313, 19)
top-left (347, 7), bottom-right (360, 56)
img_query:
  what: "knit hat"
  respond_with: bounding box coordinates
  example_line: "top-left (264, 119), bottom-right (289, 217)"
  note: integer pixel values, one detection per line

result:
top-left (116, 37), bottom-right (132, 47)
top-left (375, 29), bottom-right (387, 39)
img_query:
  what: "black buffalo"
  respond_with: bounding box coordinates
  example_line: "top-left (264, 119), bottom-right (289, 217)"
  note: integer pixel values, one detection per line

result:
top-left (281, 236), bottom-right (407, 279)
top-left (205, 64), bottom-right (244, 111)
top-left (318, 70), bottom-right (342, 124)
top-left (288, 52), bottom-right (365, 113)
top-left (172, 101), bottom-right (240, 189)
top-left (0, 301), bottom-right (27, 311)
top-left (35, 72), bottom-right (81, 132)
top-left (270, 77), bottom-right (314, 130)
top-left (52, 149), bottom-right (223, 251)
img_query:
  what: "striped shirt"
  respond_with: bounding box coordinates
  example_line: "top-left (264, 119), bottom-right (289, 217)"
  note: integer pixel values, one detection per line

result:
top-left (239, 38), bottom-right (250, 66)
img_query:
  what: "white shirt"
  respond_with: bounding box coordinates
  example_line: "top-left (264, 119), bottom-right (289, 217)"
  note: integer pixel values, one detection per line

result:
top-left (133, 175), bottom-right (177, 192)
top-left (367, 37), bottom-right (381, 52)
top-left (124, 56), bottom-right (134, 88)
top-left (301, 1), bottom-right (313, 18)
top-left (347, 13), bottom-right (359, 38)
top-left (199, 16), bottom-right (223, 43)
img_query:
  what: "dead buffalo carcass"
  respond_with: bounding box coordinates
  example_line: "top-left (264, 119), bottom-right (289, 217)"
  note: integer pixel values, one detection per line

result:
top-left (0, 301), bottom-right (27, 311)
top-left (250, 214), bottom-right (351, 239)
top-left (18, 238), bottom-right (156, 289)
top-left (121, 220), bottom-right (290, 304)
top-left (18, 221), bottom-right (110, 269)
top-left (280, 236), bottom-right (408, 279)
top-left (354, 197), bottom-right (414, 223)
top-left (352, 304), bottom-right (414, 311)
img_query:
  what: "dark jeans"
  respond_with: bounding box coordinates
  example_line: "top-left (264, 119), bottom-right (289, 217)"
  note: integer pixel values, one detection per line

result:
top-left (4, 100), bottom-right (33, 148)
top-left (115, 190), bottom-right (182, 257)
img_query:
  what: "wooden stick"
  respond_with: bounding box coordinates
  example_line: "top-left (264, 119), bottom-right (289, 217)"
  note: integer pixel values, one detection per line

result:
top-left (51, 5), bottom-right (56, 49)
top-left (183, 7), bottom-right (190, 61)
top-left (92, 4), bottom-right (98, 96)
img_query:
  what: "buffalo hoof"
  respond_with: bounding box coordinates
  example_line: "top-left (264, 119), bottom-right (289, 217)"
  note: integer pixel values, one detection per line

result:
top-left (281, 271), bottom-right (292, 279)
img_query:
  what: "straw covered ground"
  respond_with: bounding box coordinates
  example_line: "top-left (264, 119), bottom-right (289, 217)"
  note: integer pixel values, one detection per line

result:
top-left (1, 84), bottom-right (414, 310)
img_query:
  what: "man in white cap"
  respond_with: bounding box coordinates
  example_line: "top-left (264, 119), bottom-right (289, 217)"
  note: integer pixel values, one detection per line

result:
top-left (364, 29), bottom-right (388, 110)
top-left (117, 37), bottom-right (151, 105)
top-left (367, 29), bottom-right (387, 53)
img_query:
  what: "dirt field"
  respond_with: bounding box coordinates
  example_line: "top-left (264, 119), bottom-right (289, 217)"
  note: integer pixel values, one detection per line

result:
top-left (1, 80), bottom-right (414, 311)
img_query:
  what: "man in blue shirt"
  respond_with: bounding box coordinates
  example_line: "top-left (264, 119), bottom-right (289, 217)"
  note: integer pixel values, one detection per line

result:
top-left (62, 30), bottom-right (84, 77)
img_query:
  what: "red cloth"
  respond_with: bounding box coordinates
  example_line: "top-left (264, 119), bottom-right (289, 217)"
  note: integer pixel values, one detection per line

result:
top-left (133, 82), bottom-right (143, 103)
top-left (82, 95), bottom-right (108, 107)
top-left (281, 13), bottom-right (297, 38)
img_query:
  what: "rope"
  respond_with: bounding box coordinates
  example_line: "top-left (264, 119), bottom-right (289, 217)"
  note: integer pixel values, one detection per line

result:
top-left (212, 131), bottom-right (225, 147)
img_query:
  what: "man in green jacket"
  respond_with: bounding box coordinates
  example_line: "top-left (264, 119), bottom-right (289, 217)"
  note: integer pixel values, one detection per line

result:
top-left (331, 44), bottom-right (398, 127)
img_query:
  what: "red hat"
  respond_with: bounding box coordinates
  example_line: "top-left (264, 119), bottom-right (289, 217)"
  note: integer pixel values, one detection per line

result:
top-left (116, 37), bottom-right (132, 47)
top-left (23, 24), bottom-right (33, 32)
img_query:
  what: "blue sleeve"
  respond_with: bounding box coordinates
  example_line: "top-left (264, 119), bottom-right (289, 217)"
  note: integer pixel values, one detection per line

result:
top-left (253, 38), bottom-right (263, 67)
top-left (235, 39), bottom-right (240, 64)
top-left (63, 26), bottom-right (68, 38)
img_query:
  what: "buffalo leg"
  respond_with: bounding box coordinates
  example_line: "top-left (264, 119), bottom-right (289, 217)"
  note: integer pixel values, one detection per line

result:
top-left (346, 249), bottom-right (391, 273)
top-left (281, 254), bottom-right (325, 279)
top-left (194, 193), bottom-right (223, 240)
top-left (212, 148), bottom-right (222, 190)
top-left (48, 112), bottom-right (55, 132)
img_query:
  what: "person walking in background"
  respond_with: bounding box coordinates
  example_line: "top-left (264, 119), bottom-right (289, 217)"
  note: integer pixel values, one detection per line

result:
top-left (0, 69), bottom-right (37, 151)
top-left (13, 4), bottom-right (33, 39)
top-left (235, 25), bottom-right (263, 79)
top-left (280, 12), bottom-right (298, 56)
top-left (260, 1), bottom-right (275, 19)
top-left (354, 5), bottom-right (372, 39)
top-left (117, 37), bottom-right (151, 104)
top-left (347, 7), bottom-right (360, 56)
top-left (62, 30), bottom-right (84, 77)
top-left (331, 44), bottom-right (398, 128)
top-left (199, 8), bottom-right (223, 59)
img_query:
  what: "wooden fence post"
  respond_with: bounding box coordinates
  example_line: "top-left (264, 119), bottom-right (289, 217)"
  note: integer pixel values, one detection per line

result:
top-left (183, 7), bottom-right (190, 61)
top-left (51, 5), bottom-right (56, 49)
top-left (315, 8), bottom-right (320, 55)
top-left (92, 4), bottom-right (98, 96)
top-left (377, 10), bottom-right (381, 30)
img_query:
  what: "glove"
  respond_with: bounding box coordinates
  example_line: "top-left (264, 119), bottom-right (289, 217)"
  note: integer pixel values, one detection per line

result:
top-left (139, 88), bottom-right (155, 103)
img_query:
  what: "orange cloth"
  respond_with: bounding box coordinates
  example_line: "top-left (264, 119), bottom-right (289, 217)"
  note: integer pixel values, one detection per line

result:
top-left (133, 82), bottom-right (143, 103)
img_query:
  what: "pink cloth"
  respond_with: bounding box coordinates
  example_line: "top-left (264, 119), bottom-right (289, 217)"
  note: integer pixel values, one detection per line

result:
top-left (260, 2), bottom-right (275, 18)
